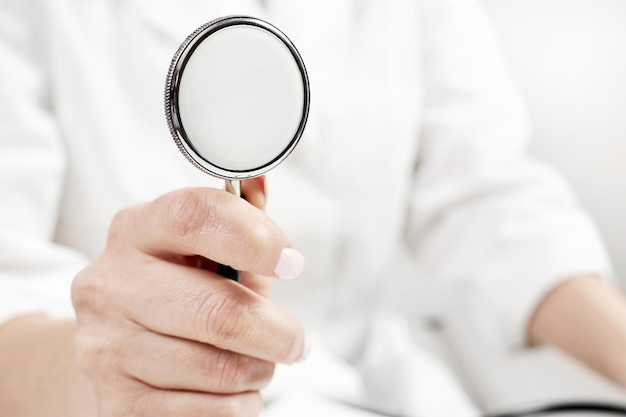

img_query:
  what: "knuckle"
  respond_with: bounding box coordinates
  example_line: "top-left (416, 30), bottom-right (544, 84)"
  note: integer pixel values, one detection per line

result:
top-left (213, 350), bottom-right (245, 392)
top-left (107, 206), bottom-right (136, 246)
top-left (71, 266), bottom-right (105, 314)
top-left (73, 331), bottom-right (95, 369)
top-left (162, 189), bottom-right (220, 247)
top-left (74, 330), bottom-right (122, 376)
top-left (71, 269), bottom-right (131, 378)
top-left (212, 351), bottom-right (275, 393)
top-left (194, 291), bottom-right (247, 346)
top-left (71, 254), bottom-right (125, 318)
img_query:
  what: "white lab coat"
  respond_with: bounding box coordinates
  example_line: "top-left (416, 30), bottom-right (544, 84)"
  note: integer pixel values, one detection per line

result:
top-left (0, 0), bottom-right (612, 414)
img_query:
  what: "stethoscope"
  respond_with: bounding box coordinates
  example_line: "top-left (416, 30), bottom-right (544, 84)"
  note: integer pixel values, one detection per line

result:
top-left (164, 16), bottom-right (309, 281)
top-left (343, 400), bottom-right (626, 416)
top-left (485, 402), bottom-right (626, 416)
top-left (163, 16), bottom-right (626, 416)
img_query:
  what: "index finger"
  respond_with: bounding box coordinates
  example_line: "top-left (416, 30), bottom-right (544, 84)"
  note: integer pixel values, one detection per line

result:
top-left (98, 258), bottom-right (308, 364)
top-left (118, 187), bottom-right (302, 279)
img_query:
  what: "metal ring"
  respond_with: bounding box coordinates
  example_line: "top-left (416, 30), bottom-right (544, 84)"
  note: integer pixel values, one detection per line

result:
top-left (164, 15), bottom-right (310, 180)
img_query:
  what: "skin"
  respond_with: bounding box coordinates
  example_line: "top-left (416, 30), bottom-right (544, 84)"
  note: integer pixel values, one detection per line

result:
top-left (528, 275), bottom-right (626, 387)
top-left (1, 178), bottom-right (307, 417)
top-left (1, 179), bottom-right (626, 416)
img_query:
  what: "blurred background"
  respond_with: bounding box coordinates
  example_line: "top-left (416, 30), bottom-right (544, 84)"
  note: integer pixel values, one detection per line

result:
top-left (438, 2), bottom-right (626, 412)
top-left (480, 0), bottom-right (626, 285)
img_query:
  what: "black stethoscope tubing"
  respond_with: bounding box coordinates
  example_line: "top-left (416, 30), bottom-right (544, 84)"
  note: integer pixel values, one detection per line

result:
top-left (331, 400), bottom-right (626, 417)
top-left (485, 402), bottom-right (626, 416)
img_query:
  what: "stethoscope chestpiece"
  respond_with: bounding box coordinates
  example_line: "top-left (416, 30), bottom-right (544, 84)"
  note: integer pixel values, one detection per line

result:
top-left (165, 15), bottom-right (310, 182)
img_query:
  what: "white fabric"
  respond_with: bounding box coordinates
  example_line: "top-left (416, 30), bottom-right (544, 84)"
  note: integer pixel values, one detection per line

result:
top-left (0, 0), bottom-right (613, 413)
top-left (262, 313), bottom-right (480, 416)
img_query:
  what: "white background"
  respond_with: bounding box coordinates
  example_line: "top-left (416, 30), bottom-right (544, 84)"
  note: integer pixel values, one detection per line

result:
top-left (445, 2), bottom-right (626, 411)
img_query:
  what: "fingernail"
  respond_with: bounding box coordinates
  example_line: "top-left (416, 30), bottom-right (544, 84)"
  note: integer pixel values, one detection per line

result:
top-left (274, 248), bottom-right (304, 279)
top-left (296, 335), bottom-right (312, 363)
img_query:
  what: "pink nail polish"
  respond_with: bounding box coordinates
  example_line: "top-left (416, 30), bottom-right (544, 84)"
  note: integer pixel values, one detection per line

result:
top-left (274, 248), bottom-right (304, 279)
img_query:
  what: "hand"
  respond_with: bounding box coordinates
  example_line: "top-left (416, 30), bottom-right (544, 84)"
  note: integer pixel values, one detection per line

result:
top-left (71, 178), bottom-right (307, 417)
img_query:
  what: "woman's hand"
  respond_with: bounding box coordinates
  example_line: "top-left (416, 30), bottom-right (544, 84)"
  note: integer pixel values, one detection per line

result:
top-left (72, 178), bottom-right (307, 417)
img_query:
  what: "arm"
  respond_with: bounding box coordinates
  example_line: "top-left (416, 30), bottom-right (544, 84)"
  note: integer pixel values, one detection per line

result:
top-left (0, 180), bottom-right (307, 417)
top-left (1, 4), bottom-right (307, 415)
top-left (0, 316), bottom-right (96, 417)
top-left (529, 275), bottom-right (626, 387)
top-left (410, 0), bottom-right (614, 364)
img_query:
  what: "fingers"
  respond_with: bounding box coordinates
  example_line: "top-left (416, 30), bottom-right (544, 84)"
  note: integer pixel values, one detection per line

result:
top-left (74, 180), bottom-right (307, 416)
top-left (116, 187), bottom-right (302, 279)
top-left (143, 264), bottom-right (305, 364)
top-left (124, 330), bottom-right (275, 393)
top-left (74, 258), bottom-right (307, 364)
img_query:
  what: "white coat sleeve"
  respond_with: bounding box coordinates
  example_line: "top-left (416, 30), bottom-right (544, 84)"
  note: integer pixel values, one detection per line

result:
top-left (0, 2), bottom-right (89, 324)
top-left (407, 0), bottom-right (613, 348)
